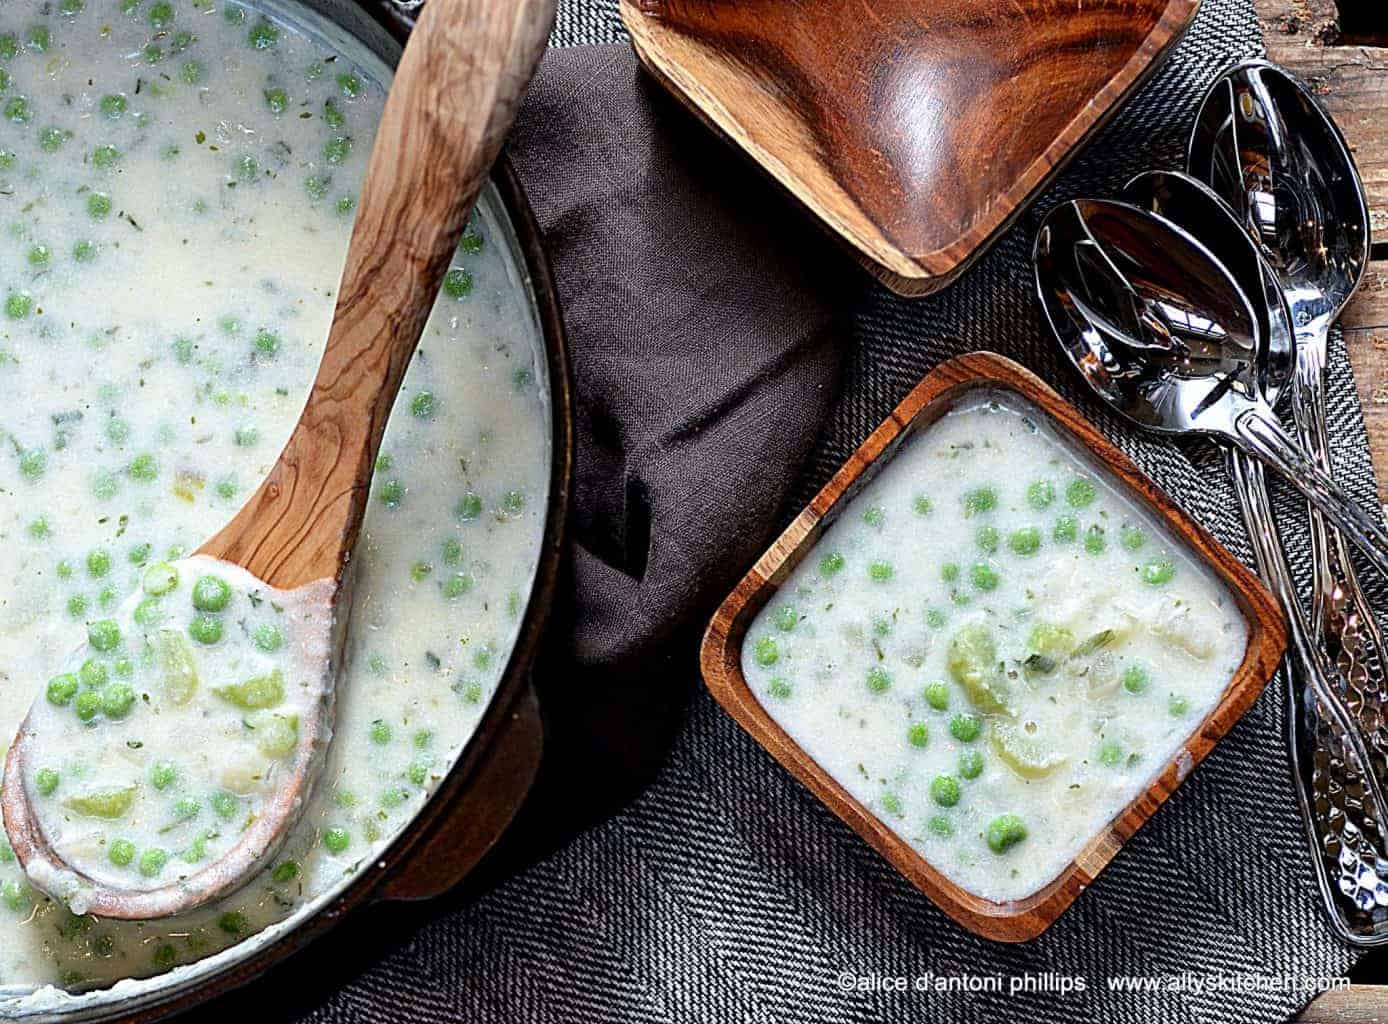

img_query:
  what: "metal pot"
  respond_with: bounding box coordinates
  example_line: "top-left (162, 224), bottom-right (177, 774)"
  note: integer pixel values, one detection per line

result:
top-left (1, 1), bottom-right (571, 1019)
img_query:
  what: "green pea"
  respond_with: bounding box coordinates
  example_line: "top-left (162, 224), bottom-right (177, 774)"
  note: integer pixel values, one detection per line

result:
top-left (336, 72), bottom-right (362, 98)
top-left (862, 505), bottom-right (885, 528)
top-left (1083, 525), bottom-right (1106, 555)
top-left (1066, 478), bottom-right (1097, 508)
top-left (1026, 480), bottom-right (1054, 509)
top-left (1122, 664), bottom-right (1149, 694)
top-left (18, 448), bottom-right (45, 478)
top-left (940, 562), bottom-right (959, 583)
top-left (147, 1), bottom-right (172, 27)
top-left (5, 292), bottom-right (31, 319)
top-left (191, 575), bottom-right (231, 611)
top-left (323, 135), bottom-right (351, 164)
top-left (247, 19), bottom-right (279, 49)
top-left (959, 749), bottom-right (985, 779)
top-left (335, 195), bottom-right (355, 216)
top-left (963, 486), bottom-right (997, 517)
top-left (948, 712), bottom-right (980, 743)
top-left (930, 775), bottom-right (961, 807)
top-left (109, 839), bottom-right (135, 867)
top-left (927, 815), bottom-right (954, 838)
top-left (88, 619), bottom-right (120, 651)
top-left (46, 673), bottom-right (78, 706)
top-left (26, 244), bottom-right (50, 268)
top-left (880, 791), bottom-right (902, 815)
top-left (323, 826), bottom-right (350, 854)
top-left (86, 549), bottom-right (111, 578)
top-left (455, 491), bottom-right (483, 521)
top-left (407, 756), bottom-right (432, 786)
top-left (87, 192), bottom-right (112, 219)
top-left (923, 681), bottom-right (949, 710)
top-left (925, 608), bottom-right (947, 629)
top-left (28, 516), bottom-right (52, 539)
top-left (264, 86), bottom-right (288, 114)
top-left (441, 572), bottom-right (475, 599)
top-left (907, 722), bottom-right (928, 748)
top-left (128, 453), bottom-right (158, 482)
top-left (818, 551), bottom-right (845, 578)
top-left (440, 536), bottom-right (463, 564)
top-left (969, 562), bottom-right (999, 591)
top-left (138, 848), bottom-right (168, 877)
top-left (72, 239), bottom-right (97, 262)
top-left (865, 666), bottom-right (891, 694)
top-left (985, 813), bottom-right (1027, 854)
top-left (143, 561), bottom-right (179, 595)
top-left (38, 126), bottom-right (67, 152)
top-left (272, 860), bottom-right (300, 883)
top-left (773, 605), bottom-right (798, 632)
top-left (35, 768), bottom-right (59, 796)
top-left (56, 560), bottom-right (74, 580)
top-left (369, 719), bottom-right (392, 745)
top-left (1169, 694), bottom-right (1189, 716)
top-left (24, 25), bottom-right (48, 52)
top-left (1053, 515), bottom-right (1078, 543)
top-left (868, 559), bottom-right (893, 582)
top-left (211, 790), bottom-right (238, 819)
top-left (99, 94), bottom-right (127, 119)
top-left (144, 43), bottom-right (163, 63)
top-left (1140, 556), bottom-right (1176, 586)
top-left (912, 494), bottom-right (933, 516)
top-left (253, 328), bottom-right (279, 358)
top-left (101, 683), bottom-right (135, 718)
top-left (3, 96), bottom-right (30, 124)
top-left (1008, 527), bottom-right (1042, 556)
top-left (378, 479), bottom-right (405, 508)
top-left (410, 391), bottom-right (437, 419)
top-left (766, 677), bottom-right (792, 699)
top-left (78, 658), bottom-right (108, 689)
top-left (753, 637), bottom-right (778, 667)
top-left (1120, 524), bottom-right (1147, 550)
top-left (975, 525), bottom-right (999, 553)
top-left (0, 34), bottom-right (16, 59)
top-left (252, 624), bottom-right (283, 652)
top-left (322, 97), bottom-right (345, 129)
top-left (1098, 737), bottom-right (1124, 766)
top-left (150, 761), bottom-right (177, 790)
top-left (188, 613), bottom-right (223, 645)
top-left (172, 797), bottom-right (200, 822)
top-left (113, 657), bottom-right (133, 678)
top-left (442, 267), bottom-right (472, 298)
top-left (67, 594), bottom-right (88, 618)
top-left (152, 944), bottom-right (176, 968)
top-left (2, 879), bottom-right (31, 911)
top-left (75, 690), bottom-right (100, 721)
top-left (459, 227), bottom-right (484, 253)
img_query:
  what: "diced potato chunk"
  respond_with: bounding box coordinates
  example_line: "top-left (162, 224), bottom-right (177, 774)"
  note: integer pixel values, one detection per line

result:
top-left (156, 630), bottom-right (199, 705)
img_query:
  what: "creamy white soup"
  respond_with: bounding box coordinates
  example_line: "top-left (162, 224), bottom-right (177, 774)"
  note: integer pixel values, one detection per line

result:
top-left (0, 0), bottom-right (548, 998)
top-left (742, 392), bottom-right (1246, 903)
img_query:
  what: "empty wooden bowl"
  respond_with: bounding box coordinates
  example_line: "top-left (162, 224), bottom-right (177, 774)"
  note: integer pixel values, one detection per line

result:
top-left (621, 0), bottom-right (1201, 295)
top-left (700, 352), bottom-right (1285, 941)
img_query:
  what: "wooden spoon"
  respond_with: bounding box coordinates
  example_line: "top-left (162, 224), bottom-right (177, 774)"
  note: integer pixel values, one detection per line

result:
top-left (1, 0), bottom-right (555, 919)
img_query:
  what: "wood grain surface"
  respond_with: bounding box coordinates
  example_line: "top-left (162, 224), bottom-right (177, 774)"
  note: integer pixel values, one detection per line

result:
top-left (701, 352), bottom-right (1286, 942)
top-left (621, 0), bottom-right (1200, 296)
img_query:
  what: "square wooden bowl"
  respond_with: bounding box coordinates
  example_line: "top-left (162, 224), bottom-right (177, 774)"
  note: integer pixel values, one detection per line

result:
top-left (700, 352), bottom-right (1286, 941)
top-left (621, 0), bottom-right (1201, 296)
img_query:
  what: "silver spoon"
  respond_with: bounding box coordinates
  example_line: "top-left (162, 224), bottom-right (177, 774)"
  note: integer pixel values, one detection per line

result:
top-left (1190, 60), bottom-right (1386, 760)
top-left (1123, 169), bottom-right (1388, 941)
top-left (1033, 197), bottom-right (1388, 577)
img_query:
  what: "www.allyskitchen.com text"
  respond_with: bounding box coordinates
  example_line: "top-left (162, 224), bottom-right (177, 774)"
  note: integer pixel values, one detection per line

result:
top-left (832, 969), bottom-right (1348, 998)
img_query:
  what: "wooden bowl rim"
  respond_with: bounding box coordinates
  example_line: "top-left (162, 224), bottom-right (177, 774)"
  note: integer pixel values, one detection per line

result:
top-left (620, 0), bottom-right (1202, 296)
top-left (699, 351), bottom-right (1286, 942)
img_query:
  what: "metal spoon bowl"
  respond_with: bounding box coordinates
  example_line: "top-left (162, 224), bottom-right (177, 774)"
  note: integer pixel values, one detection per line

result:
top-left (1034, 197), bottom-right (1388, 579)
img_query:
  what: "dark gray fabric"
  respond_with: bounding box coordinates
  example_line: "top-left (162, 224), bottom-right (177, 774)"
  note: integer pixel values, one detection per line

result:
top-left (248, 0), bottom-right (1385, 1021)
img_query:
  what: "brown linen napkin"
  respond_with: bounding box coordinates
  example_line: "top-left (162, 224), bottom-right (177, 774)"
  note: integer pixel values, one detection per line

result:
top-left (496, 43), bottom-right (855, 851)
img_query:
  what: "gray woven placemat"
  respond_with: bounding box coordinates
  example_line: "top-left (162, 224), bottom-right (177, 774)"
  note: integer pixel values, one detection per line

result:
top-left (282, 1), bottom-right (1381, 1021)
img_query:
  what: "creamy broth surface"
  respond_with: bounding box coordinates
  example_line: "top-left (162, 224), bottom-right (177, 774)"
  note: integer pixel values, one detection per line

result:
top-left (0, 0), bottom-right (548, 997)
top-left (742, 393), bottom-right (1246, 903)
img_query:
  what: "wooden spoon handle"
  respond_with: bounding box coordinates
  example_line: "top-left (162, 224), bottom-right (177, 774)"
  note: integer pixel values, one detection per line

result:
top-left (198, 0), bottom-right (555, 588)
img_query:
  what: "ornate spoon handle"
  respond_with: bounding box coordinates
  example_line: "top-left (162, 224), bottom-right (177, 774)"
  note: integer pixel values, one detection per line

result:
top-left (1227, 449), bottom-right (1388, 941)
top-left (1291, 324), bottom-right (1388, 771)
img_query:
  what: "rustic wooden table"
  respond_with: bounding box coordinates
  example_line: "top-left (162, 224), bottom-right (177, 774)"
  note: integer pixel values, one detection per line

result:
top-left (1251, 2), bottom-right (1388, 1018)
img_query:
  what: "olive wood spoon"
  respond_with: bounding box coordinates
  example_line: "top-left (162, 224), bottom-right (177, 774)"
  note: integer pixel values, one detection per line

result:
top-left (2, 0), bottom-right (555, 919)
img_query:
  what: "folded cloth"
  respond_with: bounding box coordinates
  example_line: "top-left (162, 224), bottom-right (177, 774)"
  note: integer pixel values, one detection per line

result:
top-left (245, 2), bottom-right (1379, 1022)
